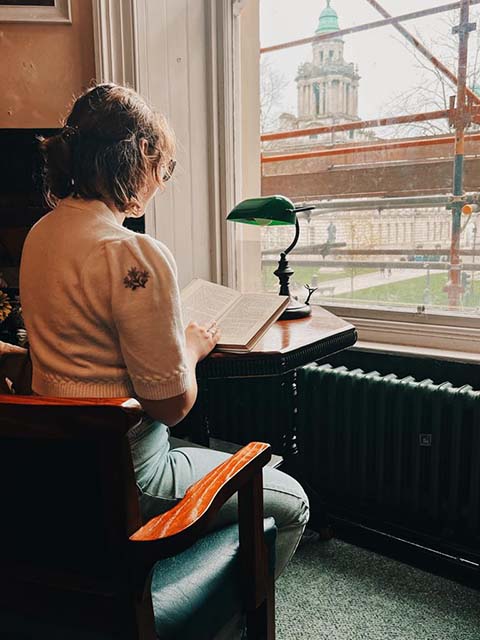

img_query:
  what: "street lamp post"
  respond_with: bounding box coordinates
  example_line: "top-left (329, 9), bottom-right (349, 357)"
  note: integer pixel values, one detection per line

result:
top-left (423, 263), bottom-right (431, 305)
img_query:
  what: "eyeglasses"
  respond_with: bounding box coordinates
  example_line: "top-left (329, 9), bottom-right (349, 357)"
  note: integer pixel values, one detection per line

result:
top-left (163, 159), bottom-right (176, 182)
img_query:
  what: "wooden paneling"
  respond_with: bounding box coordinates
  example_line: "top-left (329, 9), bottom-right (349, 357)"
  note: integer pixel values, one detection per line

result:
top-left (136, 0), bottom-right (212, 287)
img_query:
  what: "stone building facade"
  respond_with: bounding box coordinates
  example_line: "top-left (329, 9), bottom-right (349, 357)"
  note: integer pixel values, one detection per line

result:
top-left (271, 0), bottom-right (363, 148)
top-left (260, 1), bottom-right (480, 282)
top-left (294, 1), bottom-right (359, 129)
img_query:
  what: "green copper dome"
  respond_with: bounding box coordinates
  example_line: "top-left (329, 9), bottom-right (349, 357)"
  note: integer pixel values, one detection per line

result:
top-left (316, 0), bottom-right (339, 34)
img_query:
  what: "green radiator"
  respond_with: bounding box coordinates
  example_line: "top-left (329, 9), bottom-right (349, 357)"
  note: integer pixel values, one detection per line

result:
top-left (296, 363), bottom-right (480, 564)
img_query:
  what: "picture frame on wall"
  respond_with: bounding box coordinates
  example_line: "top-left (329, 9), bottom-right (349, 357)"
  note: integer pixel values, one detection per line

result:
top-left (0, 0), bottom-right (71, 24)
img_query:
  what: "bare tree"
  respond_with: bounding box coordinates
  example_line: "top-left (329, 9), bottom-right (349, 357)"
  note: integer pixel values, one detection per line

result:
top-left (382, 9), bottom-right (480, 138)
top-left (260, 57), bottom-right (289, 133)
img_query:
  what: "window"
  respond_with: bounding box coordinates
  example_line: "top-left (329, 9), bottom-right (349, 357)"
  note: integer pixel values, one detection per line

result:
top-left (235, 0), bottom-right (480, 348)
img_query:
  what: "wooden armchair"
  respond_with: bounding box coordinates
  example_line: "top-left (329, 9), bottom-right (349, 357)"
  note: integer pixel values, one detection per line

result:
top-left (0, 395), bottom-right (276, 640)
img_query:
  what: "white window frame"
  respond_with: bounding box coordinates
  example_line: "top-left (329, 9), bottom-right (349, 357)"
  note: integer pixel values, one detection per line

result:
top-left (204, 0), bottom-right (244, 286)
top-left (250, 2), bottom-right (480, 357)
top-left (91, 0), bottom-right (137, 89)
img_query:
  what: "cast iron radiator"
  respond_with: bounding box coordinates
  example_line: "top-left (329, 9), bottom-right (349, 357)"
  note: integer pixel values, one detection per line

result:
top-left (296, 363), bottom-right (480, 564)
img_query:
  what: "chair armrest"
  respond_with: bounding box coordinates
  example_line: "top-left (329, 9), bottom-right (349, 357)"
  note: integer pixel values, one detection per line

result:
top-left (129, 442), bottom-right (271, 560)
top-left (0, 395), bottom-right (144, 436)
top-left (0, 395), bottom-right (142, 411)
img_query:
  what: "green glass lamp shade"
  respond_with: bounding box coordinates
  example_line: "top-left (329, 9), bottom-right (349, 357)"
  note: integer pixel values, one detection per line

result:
top-left (227, 195), bottom-right (297, 226)
top-left (227, 195), bottom-right (314, 320)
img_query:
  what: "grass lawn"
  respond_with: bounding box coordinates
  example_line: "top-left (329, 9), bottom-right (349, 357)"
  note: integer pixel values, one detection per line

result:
top-left (338, 272), bottom-right (480, 309)
top-left (262, 265), bottom-right (376, 292)
top-left (262, 265), bottom-right (345, 292)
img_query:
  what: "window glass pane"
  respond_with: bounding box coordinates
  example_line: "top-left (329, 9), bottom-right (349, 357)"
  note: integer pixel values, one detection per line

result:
top-left (237, 0), bottom-right (480, 321)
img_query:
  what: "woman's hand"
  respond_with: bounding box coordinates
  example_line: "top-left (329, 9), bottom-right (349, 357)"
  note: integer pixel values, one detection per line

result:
top-left (140, 320), bottom-right (221, 426)
top-left (185, 320), bottom-right (221, 362)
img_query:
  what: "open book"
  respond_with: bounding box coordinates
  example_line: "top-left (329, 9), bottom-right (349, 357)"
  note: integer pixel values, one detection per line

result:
top-left (181, 279), bottom-right (289, 353)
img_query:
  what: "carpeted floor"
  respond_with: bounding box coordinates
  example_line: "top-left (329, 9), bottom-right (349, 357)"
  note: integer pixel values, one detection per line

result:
top-left (276, 537), bottom-right (480, 640)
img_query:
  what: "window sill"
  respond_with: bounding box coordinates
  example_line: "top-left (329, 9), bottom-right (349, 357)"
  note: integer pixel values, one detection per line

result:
top-left (351, 340), bottom-right (480, 365)
top-left (337, 314), bottom-right (480, 363)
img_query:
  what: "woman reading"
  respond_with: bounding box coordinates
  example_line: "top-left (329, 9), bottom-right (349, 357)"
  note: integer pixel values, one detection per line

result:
top-left (19, 83), bottom-right (309, 576)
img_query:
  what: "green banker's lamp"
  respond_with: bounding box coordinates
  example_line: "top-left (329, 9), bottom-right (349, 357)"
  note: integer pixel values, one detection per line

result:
top-left (227, 195), bottom-right (315, 320)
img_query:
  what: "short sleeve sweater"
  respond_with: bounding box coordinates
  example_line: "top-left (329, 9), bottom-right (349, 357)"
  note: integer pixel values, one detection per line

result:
top-left (19, 197), bottom-right (190, 400)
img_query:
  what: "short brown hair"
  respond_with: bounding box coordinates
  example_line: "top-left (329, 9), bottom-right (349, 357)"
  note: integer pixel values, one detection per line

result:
top-left (40, 83), bottom-right (175, 217)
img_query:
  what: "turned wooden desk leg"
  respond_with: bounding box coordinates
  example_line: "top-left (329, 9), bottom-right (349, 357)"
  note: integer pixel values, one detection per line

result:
top-left (282, 368), bottom-right (333, 538)
top-left (189, 377), bottom-right (211, 447)
top-left (281, 370), bottom-right (299, 461)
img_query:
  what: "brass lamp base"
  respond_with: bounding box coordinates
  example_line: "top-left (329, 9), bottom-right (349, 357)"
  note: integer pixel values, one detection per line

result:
top-left (279, 297), bottom-right (312, 320)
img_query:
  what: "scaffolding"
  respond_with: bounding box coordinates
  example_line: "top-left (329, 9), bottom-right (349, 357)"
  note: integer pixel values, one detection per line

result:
top-left (260, 0), bottom-right (479, 308)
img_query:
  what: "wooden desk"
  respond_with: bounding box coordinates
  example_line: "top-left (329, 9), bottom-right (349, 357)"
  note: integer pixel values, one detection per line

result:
top-left (198, 305), bottom-right (356, 379)
top-left (190, 306), bottom-right (357, 456)
top-left (182, 306), bottom-right (356, 532)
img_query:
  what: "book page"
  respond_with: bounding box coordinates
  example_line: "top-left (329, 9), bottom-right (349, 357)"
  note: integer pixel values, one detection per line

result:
top-left (181, 279), bottom-right (240, 328)
top-left (218, 293), bottom-right (286, 346)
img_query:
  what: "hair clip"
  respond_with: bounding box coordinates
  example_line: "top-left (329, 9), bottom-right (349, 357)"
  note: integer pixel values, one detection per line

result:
top-left (61, 125), bottom-right (79, 142)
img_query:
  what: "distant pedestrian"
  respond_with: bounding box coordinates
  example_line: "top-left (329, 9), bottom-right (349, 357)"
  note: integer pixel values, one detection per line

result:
top-left (327, 222), bottom-right (337, 244)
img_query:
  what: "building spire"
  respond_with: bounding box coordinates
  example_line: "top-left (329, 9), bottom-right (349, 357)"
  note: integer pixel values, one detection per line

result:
top-left (316, 0), bottom-right (339, 34)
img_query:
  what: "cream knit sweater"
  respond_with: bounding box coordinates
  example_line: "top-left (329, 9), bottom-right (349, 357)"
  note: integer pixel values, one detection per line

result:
top-left (20, 197), bottom-right (190, 400)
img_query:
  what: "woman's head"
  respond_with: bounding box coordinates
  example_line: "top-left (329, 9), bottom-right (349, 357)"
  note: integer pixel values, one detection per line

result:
top-left (40, 83), bottom-right (175, 217)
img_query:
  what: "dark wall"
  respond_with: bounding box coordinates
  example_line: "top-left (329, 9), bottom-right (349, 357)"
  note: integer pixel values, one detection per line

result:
top-left (0, 128), bottom-right (56, 289)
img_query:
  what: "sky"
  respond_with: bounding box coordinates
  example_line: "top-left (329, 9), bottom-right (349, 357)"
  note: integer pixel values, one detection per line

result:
top-left (260, 0), bottom-right (480, 130)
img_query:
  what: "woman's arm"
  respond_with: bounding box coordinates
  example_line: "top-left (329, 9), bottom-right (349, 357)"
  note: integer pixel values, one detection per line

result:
top-left (138, 321), bottom-right (220, 426)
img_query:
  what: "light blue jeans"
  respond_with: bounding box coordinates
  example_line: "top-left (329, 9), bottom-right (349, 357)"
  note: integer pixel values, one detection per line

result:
top-left (128, 419), bottom-right (309, 577)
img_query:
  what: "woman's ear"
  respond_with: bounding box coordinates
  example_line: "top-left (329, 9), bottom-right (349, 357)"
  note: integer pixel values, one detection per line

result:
top-left (140, 138), bottom-right (149, 155)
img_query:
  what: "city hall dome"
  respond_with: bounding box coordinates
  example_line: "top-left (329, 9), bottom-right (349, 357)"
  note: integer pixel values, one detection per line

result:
top-left (316, 0), bottom-right (340, 34)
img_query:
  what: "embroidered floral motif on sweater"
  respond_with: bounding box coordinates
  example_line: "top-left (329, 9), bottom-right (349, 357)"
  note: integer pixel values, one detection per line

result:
top-left (123, 266), bottom-right (150, 290)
